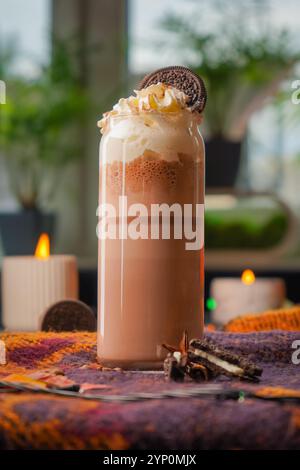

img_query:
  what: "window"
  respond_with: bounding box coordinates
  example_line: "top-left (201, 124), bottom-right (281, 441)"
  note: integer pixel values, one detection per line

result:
top-left (129, 0), bottom-right (300, 213)
top-left (0, 0), bottom-right (50, 211)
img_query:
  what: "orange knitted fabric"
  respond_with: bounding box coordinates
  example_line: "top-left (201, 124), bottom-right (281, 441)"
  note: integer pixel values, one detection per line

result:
top-left (224, 306), bottom-right (300, 333)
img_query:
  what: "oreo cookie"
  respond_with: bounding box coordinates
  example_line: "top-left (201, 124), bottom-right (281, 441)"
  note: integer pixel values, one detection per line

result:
top-left (139, 66), bottom-right (207, 113)
top-left (41, 300), bottom-right (96, 332)
top-left (163, 353), bottom-right (185, 382)
top-left (189, 338), bottom-right (263, 381)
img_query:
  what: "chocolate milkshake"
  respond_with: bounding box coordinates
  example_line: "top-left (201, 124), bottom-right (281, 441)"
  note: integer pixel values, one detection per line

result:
top-left (97, 69), bottom-right (206, 368)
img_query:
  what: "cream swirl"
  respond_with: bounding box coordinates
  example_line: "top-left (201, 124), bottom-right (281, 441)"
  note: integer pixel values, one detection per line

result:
top-left (97, 83), bottom-right (190, 133)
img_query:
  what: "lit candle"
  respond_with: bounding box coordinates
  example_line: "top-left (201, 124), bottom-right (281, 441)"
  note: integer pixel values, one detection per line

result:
top-left (1, 234), bottom-right (78, 331)
top-left (210, 269), bottom-right (286, 327)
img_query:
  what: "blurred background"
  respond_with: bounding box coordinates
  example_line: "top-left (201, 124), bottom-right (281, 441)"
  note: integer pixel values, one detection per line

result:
top-left (0, 0), bottom-right (300, 314)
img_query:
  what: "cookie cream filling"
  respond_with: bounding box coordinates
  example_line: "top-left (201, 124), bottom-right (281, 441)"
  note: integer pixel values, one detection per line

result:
top-left (191, 348), bottom-right (244, 376)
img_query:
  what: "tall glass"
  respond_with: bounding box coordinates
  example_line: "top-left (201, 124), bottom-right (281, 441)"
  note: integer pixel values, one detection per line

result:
top-left (97, 110), bottom-right (204, 368)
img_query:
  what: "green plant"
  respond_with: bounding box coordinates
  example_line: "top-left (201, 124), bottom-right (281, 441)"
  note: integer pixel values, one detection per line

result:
top-left (160, 0), bottom-right (300, 140)
top-left (0, 39), bottom-right (87, 209)
top-left (205, 210), bottom-right (288, 249)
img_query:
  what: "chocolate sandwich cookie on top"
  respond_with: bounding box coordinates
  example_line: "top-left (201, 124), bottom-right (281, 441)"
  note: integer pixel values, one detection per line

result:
top-left (189, 338), bottom-right (263, 381)
top-left (139, 66), bottom-right (207, 114)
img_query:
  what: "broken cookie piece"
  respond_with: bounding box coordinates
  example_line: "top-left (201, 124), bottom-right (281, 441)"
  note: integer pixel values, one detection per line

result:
top-left (163, 353), bottom-right (185, 382)
top-left (189, 338), bottom-right (262, 381)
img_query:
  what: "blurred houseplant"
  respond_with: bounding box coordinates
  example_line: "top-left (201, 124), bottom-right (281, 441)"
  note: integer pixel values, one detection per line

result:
top-left (0, 39), bottom-right (87, 254)
top-left (160, 0), bottom-right (300, 187)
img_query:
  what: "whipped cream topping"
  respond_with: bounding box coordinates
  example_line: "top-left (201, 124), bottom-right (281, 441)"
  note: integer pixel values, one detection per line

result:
top-left (98, 83), bottom-right (190, 133)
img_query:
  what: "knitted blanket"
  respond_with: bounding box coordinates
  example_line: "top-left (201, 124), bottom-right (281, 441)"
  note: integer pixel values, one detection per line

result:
top-left (0, 330), bottom-right (300, 450)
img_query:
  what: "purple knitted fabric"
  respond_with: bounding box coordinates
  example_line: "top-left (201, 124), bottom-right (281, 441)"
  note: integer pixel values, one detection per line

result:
top-left (0, 330), bottom-right (299, 450)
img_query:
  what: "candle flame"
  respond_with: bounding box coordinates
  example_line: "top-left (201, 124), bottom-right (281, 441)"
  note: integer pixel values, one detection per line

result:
top-left (241, 269), bottom-right (256, 286)
top-left (35, 233), bottom-right (50, 259)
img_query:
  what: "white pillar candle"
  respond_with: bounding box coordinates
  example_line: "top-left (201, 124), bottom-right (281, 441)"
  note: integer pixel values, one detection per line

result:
top-left (210, 271), bottom-right (286, 327)
top-left (0, 340), bottom-right (6, 365)
top-left (1, 234), bottom-right (78, 331)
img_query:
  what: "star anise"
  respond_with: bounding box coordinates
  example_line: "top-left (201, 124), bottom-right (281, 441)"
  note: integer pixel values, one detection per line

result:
top-left (162, 330), bottom-right (188, 355)
top-left (162, 331), bottom-right (210, 382)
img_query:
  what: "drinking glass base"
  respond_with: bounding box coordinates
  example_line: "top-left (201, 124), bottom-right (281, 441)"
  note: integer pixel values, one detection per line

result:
top-left (97, 357), bottom-right (163, 371)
